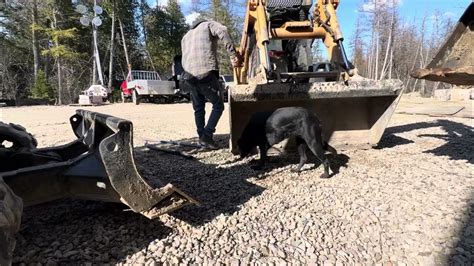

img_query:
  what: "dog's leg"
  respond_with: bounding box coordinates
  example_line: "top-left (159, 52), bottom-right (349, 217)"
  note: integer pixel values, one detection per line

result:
top-left (307, 139), bottom-right (331, 178)
top-left (292, 137), bottom-right (307, 173)
top-left (320, 157), bottom-right (331, 179)
top-left (324, 141), bottom-right (337, 155)
top-left (251, 144), bottom-right (268, 170)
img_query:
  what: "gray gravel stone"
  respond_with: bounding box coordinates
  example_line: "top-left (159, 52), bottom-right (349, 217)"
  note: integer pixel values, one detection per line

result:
top-left (10, 107), bottom-right (473, 265)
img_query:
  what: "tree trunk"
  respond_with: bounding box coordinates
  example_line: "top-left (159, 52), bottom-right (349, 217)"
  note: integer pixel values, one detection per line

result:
top-left (380, 13), bottom-right (394, 80)
top-left (407, 34), bottom-right (422, 91)
top-left (108, 2), bottom-right (116, 92)
top-left (389, 44), bottom-right (393, 79)
top-left (373, 1), bottom-right (379, 80)
top-left (53, 12), bottom-right (62, 105)
top-left (418, 16), bottom-right (427, 93)
top-left (367, 16), bottom-right (375, 80)
top-left (57, 58), bottom-right (62, 104)
top-left (44, 56), bottom-right (50, 78)
top-left (32, 0), bottom-right (40, 80)
top-left (118, 18), bottom-right (131, 74)
top-left (374, 29), bottom-right (379, 80)
top-left (65, 68), bottom-right (72, 103)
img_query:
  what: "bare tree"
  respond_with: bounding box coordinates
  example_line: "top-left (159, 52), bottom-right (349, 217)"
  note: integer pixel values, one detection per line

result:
top-left (351, 0), bottom-right (456, 95)
top-left (108, 0), bottom-right (116, 91)
top-left (118, 18), bottom-right (131, 73)
top-left (31, 0), bottom-right (40, 80)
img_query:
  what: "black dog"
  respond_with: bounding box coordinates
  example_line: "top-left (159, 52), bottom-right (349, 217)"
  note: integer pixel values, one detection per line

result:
top-left (237, 107), bottom-right (336, 178)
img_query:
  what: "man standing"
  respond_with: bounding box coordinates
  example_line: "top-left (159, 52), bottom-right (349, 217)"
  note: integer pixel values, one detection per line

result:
top-left (181, 19), bottom-right (241, 149)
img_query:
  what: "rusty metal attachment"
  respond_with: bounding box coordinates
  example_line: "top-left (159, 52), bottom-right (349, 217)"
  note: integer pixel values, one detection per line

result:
top-left (0, 110), bottom-right (197, 219)
top-left (412, 3), bottom-right (474, 86)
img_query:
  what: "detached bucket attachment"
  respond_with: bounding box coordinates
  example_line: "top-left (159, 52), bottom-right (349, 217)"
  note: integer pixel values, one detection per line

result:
top-left (412, 3), bottom-right (474, 86)
top-left (229, 79), bottom-right (404, 153)
top-left (1, 110), bottom-right (197, 219)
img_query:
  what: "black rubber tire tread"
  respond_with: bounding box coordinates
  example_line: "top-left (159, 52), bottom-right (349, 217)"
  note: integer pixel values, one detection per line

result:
top-left (0, 122), bottom-right (37, 149)
top-left (0, 178), bottom-right (23, 265)
top-left (267, 0), bottom-right (302, 8)
top-left (121, 92), bottom-right (126, 103)
top-left (132, 90), bottom-right (141, 105)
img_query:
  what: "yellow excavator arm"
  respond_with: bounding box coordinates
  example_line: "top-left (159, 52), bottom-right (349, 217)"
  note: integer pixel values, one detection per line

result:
top-left (234, 0), bottom-right (353, 85)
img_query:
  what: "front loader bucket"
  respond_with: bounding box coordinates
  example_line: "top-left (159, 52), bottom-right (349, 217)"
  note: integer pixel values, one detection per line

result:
top-left (1, 110), bottom-right (197, 219)
top-left (229, 79), bottom-right (404, 153)
top-left (412, 3), bottom-right (474, 85)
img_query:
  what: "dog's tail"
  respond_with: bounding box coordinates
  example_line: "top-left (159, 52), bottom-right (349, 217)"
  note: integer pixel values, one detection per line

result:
top-left (323, 141), bottom-right (337, 155)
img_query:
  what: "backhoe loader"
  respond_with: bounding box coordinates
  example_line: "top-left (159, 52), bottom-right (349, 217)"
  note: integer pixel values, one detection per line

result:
top-left (229, 0), bottom-right (404, 152)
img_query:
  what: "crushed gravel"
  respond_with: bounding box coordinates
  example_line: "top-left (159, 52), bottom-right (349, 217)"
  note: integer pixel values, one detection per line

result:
top-left (2, 102), bottom-right (473, 264)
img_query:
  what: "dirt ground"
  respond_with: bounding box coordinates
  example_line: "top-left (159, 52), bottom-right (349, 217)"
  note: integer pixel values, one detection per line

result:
top-left (1, 96), bottom-right (473, 264)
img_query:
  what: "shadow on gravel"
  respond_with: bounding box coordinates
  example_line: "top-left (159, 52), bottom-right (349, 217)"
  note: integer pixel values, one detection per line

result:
top-left (135, 134), bottom-right (265, 226)
top-left (377, 120), bottom-right (473, 164)
top-left (15, 200), bottom-right (172, 264)
top-left (448, 191), bottom-right (474, 264)
top-left (380, 119), bottom-right (474, 263)
top-left (14, 134), bottom-right (351, 263)
top-left (251, 150), bottom-right (350, 180)
top-left (137, 134), bottom-right (350, 226)
top-left (375, 134), bottom-right (414, 149)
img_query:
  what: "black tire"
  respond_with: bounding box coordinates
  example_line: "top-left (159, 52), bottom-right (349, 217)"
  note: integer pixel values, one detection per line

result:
top-left (121, 92), bottom-right (127, 103)
top-left (132, 90), bottom-right (141, 105)
top-left (0, 122), bottom-right (31, 264)
top-left (267, 0), bottom-right (303, 8)
top-left (164, 96), bottom-right (174, 104)
top-left (223, 86), bottom-right (229, 103)
top-left (180, 94), bottom-right (191, 102)
top-left (0, 122), bottom-right (37, 149)
top-left (0, 178), bottom-right (23, 265)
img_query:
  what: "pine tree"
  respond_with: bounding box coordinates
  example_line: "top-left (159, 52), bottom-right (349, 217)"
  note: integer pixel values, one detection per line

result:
top-left (118, 0), bottom-right (144, 70)
top-left (41, 0), bottom-right (80, 104)
top-left (0, 0), bottom-right (37, 100)
top-left (165, 0), bottom-right (188, 57)
top-left (31, 70), bottom-right (54, 99)
top-left (350, 16), bottom-right (366, 74)
top-left (199, 0), bottom-right (240, 74)
top-left (146, 0), bottom-right (188, 76)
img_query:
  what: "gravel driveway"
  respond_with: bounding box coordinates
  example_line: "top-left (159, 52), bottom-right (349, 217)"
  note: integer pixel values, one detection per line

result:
top-left (2, 100), bottom-right (473, 265)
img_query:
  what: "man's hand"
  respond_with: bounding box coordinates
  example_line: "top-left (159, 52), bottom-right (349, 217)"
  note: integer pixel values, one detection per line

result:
top-left (231, 53), bottom-right (243, 67)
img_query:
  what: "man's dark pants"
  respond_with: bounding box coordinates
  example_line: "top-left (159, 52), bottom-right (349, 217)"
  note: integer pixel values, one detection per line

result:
top-left (185, 73), bottom-right (224, 139)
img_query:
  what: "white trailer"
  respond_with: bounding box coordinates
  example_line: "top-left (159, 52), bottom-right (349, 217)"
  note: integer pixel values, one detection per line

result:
top-left (123, 70), bottom-right (178, 105)
top-left (78, 84), bottom-right (109, 105)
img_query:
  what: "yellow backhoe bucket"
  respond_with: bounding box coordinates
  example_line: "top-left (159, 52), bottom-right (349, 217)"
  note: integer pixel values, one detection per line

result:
top-left (229, 79), bottom-right (404, 153)
top-left (412, 3), bottom-right (474, 85)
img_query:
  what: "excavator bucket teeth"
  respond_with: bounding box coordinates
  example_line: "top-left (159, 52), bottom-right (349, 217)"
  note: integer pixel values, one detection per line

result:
top-left (229, 79), bottom-right (404, 153)
top-left (412, 3), bottom-right (474, 85)
top-left (1, 110), bottom-right (197, 219)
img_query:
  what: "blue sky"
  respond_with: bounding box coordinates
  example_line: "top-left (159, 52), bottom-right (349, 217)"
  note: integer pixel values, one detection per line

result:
top-left (147, 0), bottom-right (471, 38)
top-left (338, 0), bottom-right (471, 40)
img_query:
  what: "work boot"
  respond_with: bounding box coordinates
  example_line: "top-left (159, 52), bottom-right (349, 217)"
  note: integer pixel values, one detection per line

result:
top-left (199, 135), bottom-right (219, 150)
